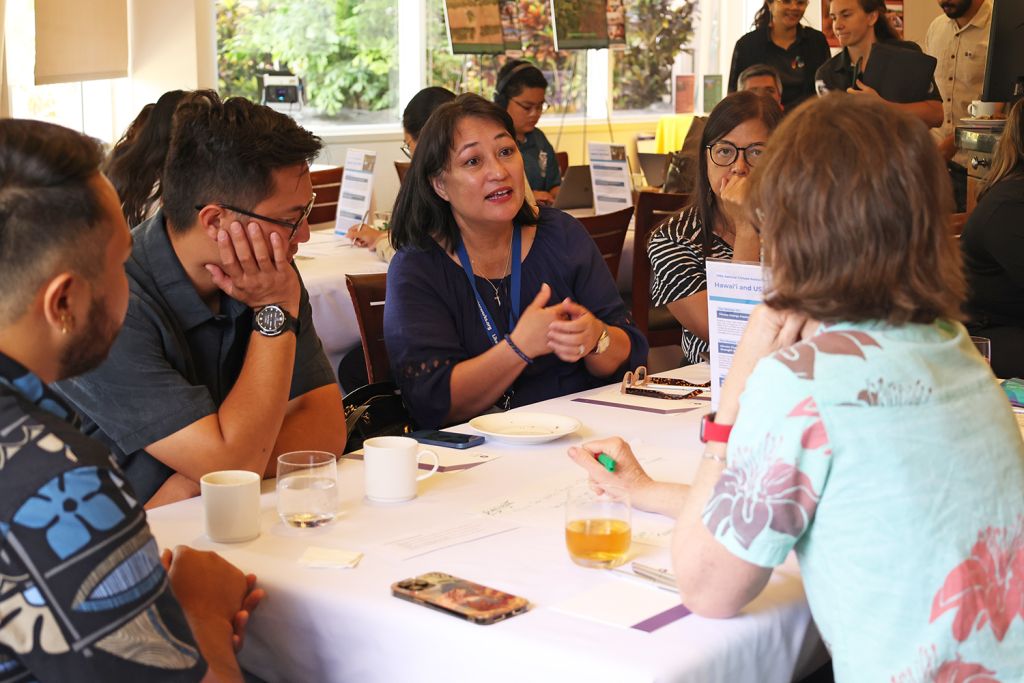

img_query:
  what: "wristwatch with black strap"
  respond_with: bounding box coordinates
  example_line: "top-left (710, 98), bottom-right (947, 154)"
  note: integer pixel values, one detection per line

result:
top-left (252, 304), bottom-right (299, 337)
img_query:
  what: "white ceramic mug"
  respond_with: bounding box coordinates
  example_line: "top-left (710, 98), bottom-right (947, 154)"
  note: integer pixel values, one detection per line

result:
top-left (968, 100), bottom-right (1004, 119)
top-left (201, 470), bottom-right (261, 543)
top-left (363, 436), bottom-right (440, 503)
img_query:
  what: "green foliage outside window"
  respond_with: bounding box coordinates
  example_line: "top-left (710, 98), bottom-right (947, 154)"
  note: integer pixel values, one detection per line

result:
top-left (217, 0), bottom-right (398, 119)
top-left (612, 0), bottom-right (697, 111)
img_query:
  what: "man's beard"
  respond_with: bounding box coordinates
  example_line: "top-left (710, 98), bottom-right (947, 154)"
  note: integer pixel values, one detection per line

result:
top-left (58, 296), bottom-right (120, 380)
top-left (941, 0), bottom-right (971, 19)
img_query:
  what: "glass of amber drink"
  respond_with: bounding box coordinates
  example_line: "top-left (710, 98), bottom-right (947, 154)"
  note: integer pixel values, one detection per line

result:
top-left (565, 483), bottom-right (631, 568)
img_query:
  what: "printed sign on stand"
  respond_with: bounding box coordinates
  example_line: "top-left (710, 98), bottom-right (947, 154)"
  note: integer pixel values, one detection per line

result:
top-left (706, 259), bottom-right (764, 411)
top-left (335, 149), bottom-right (376, 235)
top-left (587, 142), bottom-right (632, 216)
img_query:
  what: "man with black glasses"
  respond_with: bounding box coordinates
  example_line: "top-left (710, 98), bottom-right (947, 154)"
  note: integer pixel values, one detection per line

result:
top-left (56, 93), bottom-right (346, 507)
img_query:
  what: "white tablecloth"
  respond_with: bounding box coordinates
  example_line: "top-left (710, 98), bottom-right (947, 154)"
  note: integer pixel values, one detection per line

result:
top-left (296, 229), bottom-right (388, 370)
top-left (146, 366), bottom-right (823, 682)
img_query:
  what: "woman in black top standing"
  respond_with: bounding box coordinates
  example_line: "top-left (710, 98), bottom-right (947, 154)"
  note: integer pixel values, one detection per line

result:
top-left (728, 0), bottom-right (830, 111)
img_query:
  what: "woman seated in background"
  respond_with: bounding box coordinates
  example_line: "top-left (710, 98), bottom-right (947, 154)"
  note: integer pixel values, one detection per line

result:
top-left (347, 86), bottom-right (456, 261)
top-left (649, 91), bottom-right (783, 365)
top-left (385, 94), bottom-right (646, 428)
top-left (960, 98), bottom-right (1024, 378)
top-left (815, 0), bottom-right (942, 128)
top-left (570, 95), bottom-right (1024, 680)
top-left (494, 59), bottom-right (561, 205)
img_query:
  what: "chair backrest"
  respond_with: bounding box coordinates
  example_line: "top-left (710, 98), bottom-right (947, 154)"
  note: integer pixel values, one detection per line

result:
top-left (631, 190), bottom-right (689, 336)
top-left (395, 161), bottom-right (410, 184)
top-left (555, 150), bottom-right (569, 176)
top-left (578, 207), bottom-right (634, 279)
top-left (309, 166), bottom-right (344, 225)
top-left (344, 273), bottom-right (390, 384)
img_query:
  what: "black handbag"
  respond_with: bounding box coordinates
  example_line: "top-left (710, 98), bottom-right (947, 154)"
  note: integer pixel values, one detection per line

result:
top-left (343, 381), bottom-right (414, 453)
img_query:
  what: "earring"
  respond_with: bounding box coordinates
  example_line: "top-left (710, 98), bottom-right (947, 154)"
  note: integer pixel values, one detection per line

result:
top-left (60, 313), bottom-right (72, 335)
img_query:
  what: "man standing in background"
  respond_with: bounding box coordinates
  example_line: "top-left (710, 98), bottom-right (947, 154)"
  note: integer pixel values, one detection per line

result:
top-left (924, 0), bottom-right (992, 210)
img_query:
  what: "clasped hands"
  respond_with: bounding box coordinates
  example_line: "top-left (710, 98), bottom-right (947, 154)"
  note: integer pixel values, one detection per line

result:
top-left (508, 283), bottom-right (604, 362)
top-left (205, 220), bottom-right (301, 315)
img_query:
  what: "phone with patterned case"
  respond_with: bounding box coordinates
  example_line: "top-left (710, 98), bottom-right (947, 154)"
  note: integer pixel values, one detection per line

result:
top-left (391, 572), bottom-right (529, 625)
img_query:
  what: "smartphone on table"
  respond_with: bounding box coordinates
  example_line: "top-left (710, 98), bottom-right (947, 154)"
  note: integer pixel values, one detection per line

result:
top-left (391, 572), bottom-right (529, 625)
top-left (409, 429), bottom-right (484, 449)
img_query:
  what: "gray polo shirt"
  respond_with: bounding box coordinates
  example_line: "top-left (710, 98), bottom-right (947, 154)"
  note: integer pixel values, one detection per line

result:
top-left (54, 211), bottom-right (336, 502)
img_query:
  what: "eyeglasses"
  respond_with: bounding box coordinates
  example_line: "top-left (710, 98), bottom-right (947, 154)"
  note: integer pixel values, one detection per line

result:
top-left (195, 193), bottom-right (317, 240)
top-left (620, 366), bottom-right (710, 400)
top-left (400, 142), bottom-right (411, 159)
top-left (510, 98), bottom-right (549, 115)
top-left (706, 141), bottom-right (767, 167)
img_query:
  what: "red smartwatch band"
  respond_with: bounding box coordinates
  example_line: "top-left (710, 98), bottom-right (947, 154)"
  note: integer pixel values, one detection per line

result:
top-left (700, 412), bottom-right (733, 444)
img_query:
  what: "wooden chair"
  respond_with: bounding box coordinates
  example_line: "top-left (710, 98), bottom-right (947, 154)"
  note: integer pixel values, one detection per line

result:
top-left (344, 273), bottom-right (390, 384)
top-left (394, 161), bottom-right (410, 184)
top-left (555, 151), bottom-right (569, 176)
top-left (631, 190), bottom-right (689, 348)
top-left (308, 166), bottom-right (344, 225)
top-left (578, 207), bottom-right (633, 279)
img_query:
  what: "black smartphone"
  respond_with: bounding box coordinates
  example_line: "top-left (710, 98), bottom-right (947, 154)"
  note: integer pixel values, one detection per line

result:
top-left (409, 429), bottom-right (485, 449)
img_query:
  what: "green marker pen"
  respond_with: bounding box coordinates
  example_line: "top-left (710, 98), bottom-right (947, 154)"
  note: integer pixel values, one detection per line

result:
top-left (597, 453), bottom-right (616, 472)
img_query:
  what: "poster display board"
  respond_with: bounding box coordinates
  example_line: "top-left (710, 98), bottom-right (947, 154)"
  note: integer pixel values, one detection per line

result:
top-left (551, 0), bottom-right (610, 51)
top-left (444, 0), bottom-right (504, 55)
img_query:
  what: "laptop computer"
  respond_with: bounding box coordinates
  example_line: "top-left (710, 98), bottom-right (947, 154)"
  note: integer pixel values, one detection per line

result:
top-left (553, 165), bottom-right (594, 210)
top-left (637, 152), bottom-right (669, 188)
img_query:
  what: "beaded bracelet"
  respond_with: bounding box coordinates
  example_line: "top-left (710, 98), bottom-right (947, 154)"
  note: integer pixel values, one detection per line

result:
top-left (504, 334), bottom-right (533, 365)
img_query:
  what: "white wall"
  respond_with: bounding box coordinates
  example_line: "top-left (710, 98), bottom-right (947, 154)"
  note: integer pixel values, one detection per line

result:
top-left (903, 0), bottom-right (943, 46)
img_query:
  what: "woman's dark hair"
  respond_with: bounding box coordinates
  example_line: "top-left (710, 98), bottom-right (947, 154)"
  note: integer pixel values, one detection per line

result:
top-left (390, 93), bottom-right (538, 253)
top-left (493, 59), bottom-right (548, 108)
top-left (686, 91), bottom-right (784, 256)
top-left (161, 92), bottom-right (322, 234)
top-left (403, 87), bottom-right (457, 141)
top-left (104, 90), bottom-right (193, 226)
top-left (749, 94), bottom-right (964, 324)
top-left (0, 119), bottom-right (106, 319)
top-left (753, 1), bottom-right (773, 30)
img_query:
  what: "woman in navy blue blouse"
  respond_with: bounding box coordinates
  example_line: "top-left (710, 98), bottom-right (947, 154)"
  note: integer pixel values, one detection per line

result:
top-left (386, 94), bottom-right (647, 428)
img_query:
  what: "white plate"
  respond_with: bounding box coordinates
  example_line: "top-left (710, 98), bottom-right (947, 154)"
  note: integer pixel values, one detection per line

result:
top-left (469, 412), bottom-right (581, 445)
top-left (959, 117), bottom-right (1006, 128)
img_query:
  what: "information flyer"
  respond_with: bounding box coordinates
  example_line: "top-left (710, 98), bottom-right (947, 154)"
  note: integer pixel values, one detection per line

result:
top-left (334, 148), bottom-right (377, 235)
top-left (706, 258), bottom-right (764, 411)
top-left (587, 141), bottom-right (632, 215)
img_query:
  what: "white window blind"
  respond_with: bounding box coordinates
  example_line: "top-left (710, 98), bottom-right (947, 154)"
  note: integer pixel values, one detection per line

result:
top-left (34, 0), bottom-right (128, 84)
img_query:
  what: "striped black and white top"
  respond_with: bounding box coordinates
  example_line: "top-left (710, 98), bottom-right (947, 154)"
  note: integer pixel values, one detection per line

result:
top-left (647, 206), bottom-right (732, 365)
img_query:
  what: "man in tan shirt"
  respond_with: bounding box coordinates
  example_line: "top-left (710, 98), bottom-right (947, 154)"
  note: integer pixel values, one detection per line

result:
top-left (924, 0), bottom-right (992, 154)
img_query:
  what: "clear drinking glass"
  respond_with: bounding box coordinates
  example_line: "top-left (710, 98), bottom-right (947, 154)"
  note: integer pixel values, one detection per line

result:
top-left (565, 483), bottom-right (631, 568)
top-left (971, 336), bottom-right (992, 364)
top-left (277, 451), bottom-right (338, 528)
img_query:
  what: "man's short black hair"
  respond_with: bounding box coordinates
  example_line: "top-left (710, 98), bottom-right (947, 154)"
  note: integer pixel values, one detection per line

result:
top-left (0, 119), bottom-right (106, 320)
top-left (161, 92), bottom-right (323, 233)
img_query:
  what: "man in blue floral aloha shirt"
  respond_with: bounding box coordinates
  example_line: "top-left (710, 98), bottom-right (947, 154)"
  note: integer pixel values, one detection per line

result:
top-left (0, 119), bottom-right (261, 681)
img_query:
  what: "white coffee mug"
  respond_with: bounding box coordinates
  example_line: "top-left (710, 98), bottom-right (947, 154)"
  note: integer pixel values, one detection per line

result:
top-left (201, 470), bottom-right (261, 543)
top-left (968, 100), bottom-right (1004, 119)
top-left (363, 436), bottom-right (440, 503)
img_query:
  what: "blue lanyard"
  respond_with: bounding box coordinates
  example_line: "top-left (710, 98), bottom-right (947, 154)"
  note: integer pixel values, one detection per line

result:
top-left (455, 224), bottom-right (522, 346)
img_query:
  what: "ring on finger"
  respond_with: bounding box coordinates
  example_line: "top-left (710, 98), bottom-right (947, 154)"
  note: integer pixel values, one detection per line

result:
top-left (577, 343), bottom-right (586, 357)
